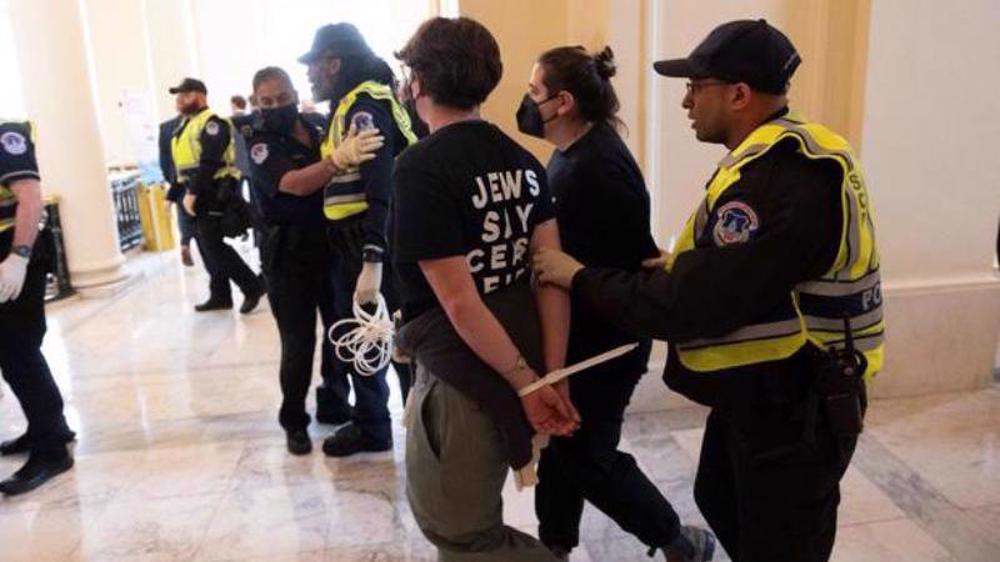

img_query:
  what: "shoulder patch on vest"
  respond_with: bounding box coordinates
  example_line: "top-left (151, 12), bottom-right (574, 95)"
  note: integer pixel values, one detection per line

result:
top-left (0, 131), bottom-right (27, 155)
top-left (350, 111), bottom-right (375, 132)
top-left (205, 121), bottom-right (221, 136)
top-left (250, 143), bottom-right (269, 165)
top-left (713, 200), bottom-right (759, 246)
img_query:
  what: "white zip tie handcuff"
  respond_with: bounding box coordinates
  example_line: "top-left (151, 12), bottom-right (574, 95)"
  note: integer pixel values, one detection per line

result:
top-left (328, 293), bottom-right (395, 376)
top-left (517, 343), bottom-right (639, 396)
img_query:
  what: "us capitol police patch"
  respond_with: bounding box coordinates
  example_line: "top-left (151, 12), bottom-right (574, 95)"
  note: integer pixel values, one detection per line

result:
top-left (250, 143), bottom-right (269, 165)
top-left (713, 200), bottom-right (759, 246)
top-left (0, 131), bottom-right (27, 155)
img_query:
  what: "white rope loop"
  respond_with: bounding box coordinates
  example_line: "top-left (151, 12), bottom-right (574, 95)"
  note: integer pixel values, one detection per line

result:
top-left (328, 293), bottom-right (395, 376)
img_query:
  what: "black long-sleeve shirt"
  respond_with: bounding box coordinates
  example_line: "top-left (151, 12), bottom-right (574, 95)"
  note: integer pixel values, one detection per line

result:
top-left (572, 136), bottom-right (843, 407)
top-left (547, 121), bottom-right (659, 376)
top-left (340, 96), bottom-right (409, 257)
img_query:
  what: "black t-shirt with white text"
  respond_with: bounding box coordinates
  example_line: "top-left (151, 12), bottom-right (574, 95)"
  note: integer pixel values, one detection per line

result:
top-left (392, 121), bottom-right (555, 320)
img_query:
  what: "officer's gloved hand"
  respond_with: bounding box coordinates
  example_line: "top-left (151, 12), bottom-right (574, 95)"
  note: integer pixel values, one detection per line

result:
top-left (330, 124), bottom-right (385, 170)
top-left (0, 254), bottom-right (29, 303)
top-left (355, 261), bottom-right (383, 306)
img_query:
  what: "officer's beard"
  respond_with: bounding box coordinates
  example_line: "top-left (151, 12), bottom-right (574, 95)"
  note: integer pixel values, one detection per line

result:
top-left (180, 100), bottom-right (205, 116)
top-left (311, 72), bottom-right (337, 103)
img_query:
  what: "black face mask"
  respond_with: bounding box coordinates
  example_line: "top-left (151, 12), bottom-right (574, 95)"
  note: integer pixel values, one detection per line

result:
top-left (405, 97), bottom-right (430, 139)
top-left (261, 104), bottom-right (298, 134)
top-left (516, 94), bottom-right (558, 138)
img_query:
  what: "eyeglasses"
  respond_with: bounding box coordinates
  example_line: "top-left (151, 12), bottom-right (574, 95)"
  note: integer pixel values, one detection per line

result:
top-left (685, 80), bottom-right (731, 95)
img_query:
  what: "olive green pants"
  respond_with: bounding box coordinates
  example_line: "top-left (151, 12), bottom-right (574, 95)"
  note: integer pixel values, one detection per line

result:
top-left (406, 364), bottom-right (559, 562)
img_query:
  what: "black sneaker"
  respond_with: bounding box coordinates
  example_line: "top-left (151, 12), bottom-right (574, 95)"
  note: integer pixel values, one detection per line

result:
top-left (661, 525), bottom-right (716, 562)
top-left (322, 422), bottom-right (391, 458)
top-left (195, 299), bottom-right (233, 312)
top-left (286, 429), bottom-right (312, 456)
top-left (0, 431), bottom-right (77, 457)
top-left (239, 286), bottom-right (264, 314)
top-left (0, 451), bottom-right (74, 496)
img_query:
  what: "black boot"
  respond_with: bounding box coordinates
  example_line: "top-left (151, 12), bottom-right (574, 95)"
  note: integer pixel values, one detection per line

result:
top-left (0, 450), bottom-right (74, 496)
top-left (285, 428), bottom-right (312, 456)
top-left (195, 298), bottom-right (233, 312)
top-left (322, 422), bottom-right (391, 457)
top-left (239, 284), bottom-right (265, 314)
top-left (1, 430), bottom-right (76, 457)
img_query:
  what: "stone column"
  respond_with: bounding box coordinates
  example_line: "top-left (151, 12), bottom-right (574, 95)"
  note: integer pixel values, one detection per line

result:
top-left (10, 0), bottom-right (127, 291)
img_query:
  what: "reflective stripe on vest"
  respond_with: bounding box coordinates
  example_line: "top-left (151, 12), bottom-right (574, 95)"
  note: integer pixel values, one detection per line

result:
top-left (669, 112), bottom-right (885, 378)
top-left (170, 110), bottom-right (240, 184)
top-left (0, 120), bottom-right (36, 233)
top-left (320, 81), bottom-right (417, 221)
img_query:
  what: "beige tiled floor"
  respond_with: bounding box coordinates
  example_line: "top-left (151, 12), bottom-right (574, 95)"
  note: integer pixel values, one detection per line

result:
top-left (1, 251), bottom-right (999, 561)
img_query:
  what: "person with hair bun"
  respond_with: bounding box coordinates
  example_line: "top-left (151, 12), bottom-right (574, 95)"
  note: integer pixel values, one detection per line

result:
top-left (520, 45), bottom-right (715, 561)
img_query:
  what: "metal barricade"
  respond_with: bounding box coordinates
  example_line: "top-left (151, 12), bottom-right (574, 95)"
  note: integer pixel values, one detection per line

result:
top-left (110, 171), bottom-right (145, 252)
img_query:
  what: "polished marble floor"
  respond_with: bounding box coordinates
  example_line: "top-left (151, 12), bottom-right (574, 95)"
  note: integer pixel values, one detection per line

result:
top-left (1, 250), bottom-right (999, 561)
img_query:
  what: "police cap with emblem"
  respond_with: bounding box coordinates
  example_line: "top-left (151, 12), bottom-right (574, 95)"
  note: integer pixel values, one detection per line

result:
top-left (168, 77), bottom-right (208, 95)
top-left (298, 23), bottom-right (373, 64)
top-left (653, 19), bottom-right (800, 95)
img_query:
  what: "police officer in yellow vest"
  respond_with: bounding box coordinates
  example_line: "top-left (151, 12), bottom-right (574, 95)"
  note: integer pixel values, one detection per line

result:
top-left (534, 20), bottom-right (884, 562)
top-left (0, 120), bottom-right (76, 496)
top-left (300, 24), bottom-right (417, 457)
top-left (170, 78), bottom-right (264, 313)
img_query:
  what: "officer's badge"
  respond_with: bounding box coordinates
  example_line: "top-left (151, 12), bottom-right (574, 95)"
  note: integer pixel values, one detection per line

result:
top-left (350, 111), bottom-right (375, 131)
top-left (205, 121), bottom-right (220, 136)
top-left (250, 143), bottom-right (269, 165)
top-left (713, 200), bottom-right (759, 246)
top-left (0, 131), bottom-right (27, 155)
top-left (240, 125), bottom-right (253, 139)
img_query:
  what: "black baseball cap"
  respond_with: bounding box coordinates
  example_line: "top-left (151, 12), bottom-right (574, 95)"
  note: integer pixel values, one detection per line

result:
top-left (168, 77), bottom-right (207, 95)
top-left (653, 19), bottom-right (800, 95)
top-left (298, 23), bottom-right (372, 64)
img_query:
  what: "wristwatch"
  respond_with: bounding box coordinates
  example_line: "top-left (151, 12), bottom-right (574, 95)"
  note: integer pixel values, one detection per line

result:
top-left (11, 245), bottom-right (31, 259)
top-left (362, 244), bottom-right (384, 263)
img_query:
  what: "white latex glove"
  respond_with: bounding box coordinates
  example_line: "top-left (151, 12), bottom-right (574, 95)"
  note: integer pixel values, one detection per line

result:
top-left (330, 124), bottom-right (385, 170)
top-left (0, 254), bottom-right (29, 303)
top-left (355, 261), bottom-right (383, 305)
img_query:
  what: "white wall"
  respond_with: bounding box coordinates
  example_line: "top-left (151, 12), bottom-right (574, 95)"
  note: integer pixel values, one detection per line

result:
top-left (189, 0), bottom-right (431, 114)
top-left (861, 0), bottom-right (1000, 284)
top-left (860, 0), bottom-right (1000, 397)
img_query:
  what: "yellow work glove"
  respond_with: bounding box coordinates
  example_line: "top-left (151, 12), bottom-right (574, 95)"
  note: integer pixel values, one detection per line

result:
top-left (331, 124), bottom-right (385, 170)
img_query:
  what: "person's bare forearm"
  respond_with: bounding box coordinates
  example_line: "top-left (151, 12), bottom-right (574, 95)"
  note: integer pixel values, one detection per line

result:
top-left (10, 179), bottom-right (42, 248)
top-left (443, 294), bottom-right (538, 390)
top-left (421, 257), bottom-right (538, 390)
top-left (530, 219), bottom-right (570, 373)
top-left (535, 282), bottom-right (569, 373)
top-left (278, 160), bottom-right (335, 196)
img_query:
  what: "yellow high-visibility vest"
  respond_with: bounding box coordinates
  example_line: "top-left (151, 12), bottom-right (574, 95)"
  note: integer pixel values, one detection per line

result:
top-left (0, 120), bottom-right (37, 234)
top-left (670, 112), bottom-right (885, 378)
top-left (320, 81), bottom-right (417, 221)
top-left (170, 109), bottom-right (240, 185)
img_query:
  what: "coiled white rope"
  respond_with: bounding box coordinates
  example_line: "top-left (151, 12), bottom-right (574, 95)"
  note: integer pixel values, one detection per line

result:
top-left (328, 294), bottom-right (395, 376)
